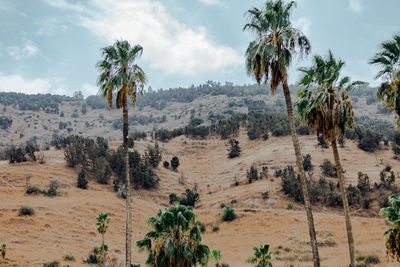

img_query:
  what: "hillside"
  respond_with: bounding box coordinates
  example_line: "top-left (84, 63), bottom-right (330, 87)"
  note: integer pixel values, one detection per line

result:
top-left (0, 83), bottom-right (394, 148)
top-left (0, 130), bottom-right (396, 266)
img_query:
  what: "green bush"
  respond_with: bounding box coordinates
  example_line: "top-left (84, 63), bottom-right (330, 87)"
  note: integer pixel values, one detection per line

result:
top-left (247, 166), bottom-right (258, 183)
top-left (26, 186), bottom-right (41, 195)
top-left (357, 172), bottom-right (371, 196)
top-left (327, 192), bottom-right (342, 207)
top-left (212, 225), bottom-right (220, 232)
top-left (169, 189), bottom-right (199, 207)
top-left (303, 154), bottom-right (312, 171)
top-left (318, 135), bottom-right (329, 149)
top-left (144, 142), bottom-right (162, 168)
top-left (77, 168), bottom-right (88, 189)
top-left (62, 254), bottom-right (75, 261)
top-left (228, 139), bottom-right (241, 158)
top-left (357, 129), bottom-right (381, 152)
top-left (19, 206), bottom-right (34, 216)
top-left (163, 161), bottom-right (169, 168)
top-left (365, 255), bottom-right (380, 264)
top-left (223, 207), bottom-right (236, 222)
top-left (43, 260), bottom-right (59, 267)
top-left (42, 188), bottom-right (57, 197)
top-left (320, 159), bottom-right (337, 177)
top-left (171, 156), bottom-right (180, 170)
top-left (94, 157), bottom-right (112, 184)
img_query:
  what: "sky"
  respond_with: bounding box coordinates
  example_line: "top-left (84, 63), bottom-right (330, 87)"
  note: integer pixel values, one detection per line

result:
top-left (0, 0), bottom-right (399, 97)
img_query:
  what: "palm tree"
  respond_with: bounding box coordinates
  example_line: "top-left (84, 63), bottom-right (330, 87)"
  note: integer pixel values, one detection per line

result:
top-left (296, 50), bottom-right (366, 267)
top-left (96, 213), bottom-right (111, 265)
top-left (370, 34), bottom-right (400, 126)
top-left (380, 194), bottom-right (400, 261)
top-left (247, 244), bottom-right (273, 267)
top-left (212, 249), bottom-right (222, 267)
top-left (97, 40), bottom-right (146, 267)
top-left (136, 205), bottom-right (210, 267)
top-left (243, 1), bottom-right (319, 265)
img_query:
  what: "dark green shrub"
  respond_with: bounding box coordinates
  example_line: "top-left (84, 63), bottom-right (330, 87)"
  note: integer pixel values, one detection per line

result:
top-left (327, 192), bottom-right (342, 207)
top-left (379, 166), bottom-right (396, 189)
top-left (42, 188), bottom-right (57, 197)
top-left (197, 221), bottom-right (206, 233)
top-left (361, 198), bottom-right (374, 209)
top-left (77, 168), bottom-right (88, 189)
top-left (318, 135), bottom-right (329, 149)
top-left (26, 186), bottom-right (41, 195)
top-left (25, 142), bottom-right (36, 161)
top-left (169, 189), bottom-right (199, 207)
top-left (171, 156), bottom-right (180, 170)
top-left (379, 195), bottom-right (390, 208)
top-left (365, 255), bottom-right (380, 264)
top-left (144, 142), bottom-right (162, 168)
top-left (357, 129), bottom-right (381, 152)
top-left (43, 260), bottom-right (59, 267)
top-left (247, 166), bottom-right (258, 183)
top-left (280, 166), bottom-right (303, 202)
top-left (163, 161), bottom-right (169, 168)
top-left (320, 159), bottom-right (337, 177)
top-left (62, 254), bottom-right (75, 261)
top-left (261, 191), bottom-right (269, 200)
top-left (212, 225), bottom-right (220, 232)
top-left (84, 245), bottom-right (108, 264)
top-left (357, 172), bottom-right (371, 196)
top-left (228, 139), bottom-right (241, 158)
top-left (346, 185), bottom-right (361, 206)
top-left (127, 136), bottom-right (134, 148)
top-left (223, 207), bottom-right (236, 222)
top-left (19, 206), bottom-right (34, 216)
top-left (94, 157), bottom-right (112, 184)
top-left (303, 154), bottom-right (312, 171)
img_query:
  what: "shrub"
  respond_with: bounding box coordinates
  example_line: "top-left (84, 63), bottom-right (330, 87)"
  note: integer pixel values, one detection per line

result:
top-left (197, 221), bottom-right (206, 233)
top-left (287, 202), bottom-right (294, 209)
top-left (144, 142), bottom-right (162, 168)
top-left (281, 166), bottom-right (303, 202)
top-left (212, 225), bottom-right (220, 232)
top-left (379, 195), bottom-right (390, 208)
top-left (380, 166), bottom-right (396, 189)
top-left (163, 161), bottom-right (169, 168)
top-left (77, 168), bottom-right (88, 189)
top-left (19, 206), bottom-right (34, 216)
top-left (26, 186), bottom-right (41, 195)
top-left (346, 185), bottom-right (361, 206)
top-left (327, 192), bottom-right (342, 207)
top-left (318, 135), bottom-right (329, 149)
top-left (364, 255), bottom-right (380, 264)
top-left (43, 260), bottom-right (59, 267)
top-left (222, 207), bottom-right (236, 222)
top-left (303, 154), bottom-right (312, 171)
top-left (361, 198), bottom-right (374, 209)
top-left (6, 146), bottom-right (27, 163)
top-left (171, 156), bottom-right (180, 170)
top-left (320, 159), bottom-right (337, 177)
top-left (261, 191), bottom-right (269, 200)
top-left (357, 129), bottom-right (381, 152)
top-left (169, 189), bottom-right (199, 207)
top-left (127, 136), bottom-right (134, 148)
top-left (62, 254), bottom-right (75, 261)
top-left (357, 172), bottom-right (371, 196)
top-left (228, 139), bottom-right (241, 158)
top-left (42, 188), bottom-right (57, 197)
top-left (84, 245), bottom-right (108, 264)
top-left (247, 166), bottom-right (258, 183)
top-left (94, 157), bottom-right (112, 184)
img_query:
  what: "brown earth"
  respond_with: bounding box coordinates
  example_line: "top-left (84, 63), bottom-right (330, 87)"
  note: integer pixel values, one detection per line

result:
top-left (0, 130), bottom-right (398, 266)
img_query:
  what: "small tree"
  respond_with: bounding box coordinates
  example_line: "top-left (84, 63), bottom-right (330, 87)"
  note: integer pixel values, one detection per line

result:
top-left (171, 156), bottom-right (180, 170)
top-left (223, 207), bottom-right (236, 222)
top-left (96, 213), bottom-right (110, 265)
top-left (145, 142), bottom-right (162, 168)
top-left (247, 244), bottom-right (273, 267)
top-left (1, 244), bottom-right (6, 259)
top-left (212, 249), bottom-right (222, 267)
top-left (228, 139), bottom-right (241, 158)
top-left (303, 154), bottom-right (313, 171)
top-left (247, 166), bottom-right (258, 183)
top-left (77, 168), bottom-right (88, 189)
top-left (381, 194), bottom-right (400, 261)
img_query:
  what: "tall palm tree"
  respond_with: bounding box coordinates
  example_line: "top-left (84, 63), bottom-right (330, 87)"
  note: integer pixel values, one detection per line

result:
top-left (136, 205), bottom-right (210, 267)
top-left (247, 244), bottom-right (273, 267)
top-left (96, 212), bottom-right (111, 265)
top-left (97, 40), bottom-right (146, 267)
top-left (380, 194), bottom-right (400, 261)
top-left (243, 1), bottom-right (320, 265)
top-left (296, 50), bottom-right (366, 267)
top-left (370, 34), bottom-right (400, 126)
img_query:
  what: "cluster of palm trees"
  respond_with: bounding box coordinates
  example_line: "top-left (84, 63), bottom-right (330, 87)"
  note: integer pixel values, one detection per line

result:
top-left (96, 0), bottom-right (400, 266)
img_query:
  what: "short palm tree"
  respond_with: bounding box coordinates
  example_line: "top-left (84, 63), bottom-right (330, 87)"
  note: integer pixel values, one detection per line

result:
top-left (381, 194), bottom-right (400, 261)
top-left (247, 244), bottom-right (273, 267)
top-left (370, 34), bottom-right (400, 125)
top-left (296, 50), bottom-right (366, 267)
top-left (97, 40), bottom-right (146, 267)
top-left (243, 1), bottom-right (320, 265)
top-left (96, 213), bottom-right (110, 265)
top-left (136, 205), bottom-right (210, 267)
top-left (212, 249), bottom-right (222, 267)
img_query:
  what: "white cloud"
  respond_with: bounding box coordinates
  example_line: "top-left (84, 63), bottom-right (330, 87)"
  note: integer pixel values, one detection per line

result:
top-left (6, 40), bottom-right (39, 60)
top-left (0, 74), bottom-right (52, 94)
top-left (293, 17), bottom-right (311, 36)
top-left (46, 0), bottom-right (242, 76)
top-left (198, 0), bottom-right (221, 5)
top-left (349, 0), bottom-right (362, 12)
top-left (42, 0), bottom-right (87, 13)
top-left (81, 83), bottom-right (99, 96)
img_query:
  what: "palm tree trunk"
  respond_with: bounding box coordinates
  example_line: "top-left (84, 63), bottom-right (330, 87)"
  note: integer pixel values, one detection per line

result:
top-left (331, 139), bottom-right (355, 267)
top-left (123, 94), bottom-right (132, 267)
top-left (282, 76), bottom-right (320, 267)
top-left (102, 233), bottom-right (106, 267)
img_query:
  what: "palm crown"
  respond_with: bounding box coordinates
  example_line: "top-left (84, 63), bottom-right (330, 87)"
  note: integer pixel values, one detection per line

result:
top-left (370, 34), bottom-right (400, 124)
top-left (296, 50), bottom-right (366, 142)
top-left (247, 244), bottom-right (273, 267)
top-left (243, 0), bottom-right (311, 94)
top-left (380, 194), bottom-right (400, 260)
top-left (137, 205), bottom-right (210, 267)
top-left (97, 40), bottom-right (146, 109)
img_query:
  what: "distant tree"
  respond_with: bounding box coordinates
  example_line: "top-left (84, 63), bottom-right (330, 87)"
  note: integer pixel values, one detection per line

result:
top-left (171, 156), bottom-right (180, 170)
top-left (144, 141), bottom-right (162, 168)
top-left (81, 104), bottom-right (88, 115)
top-left (228, 138), bottom-right (241, 158)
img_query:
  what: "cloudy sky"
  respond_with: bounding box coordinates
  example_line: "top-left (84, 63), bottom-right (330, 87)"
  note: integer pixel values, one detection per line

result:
top-left (0, 0), bottom-right (399, 96)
